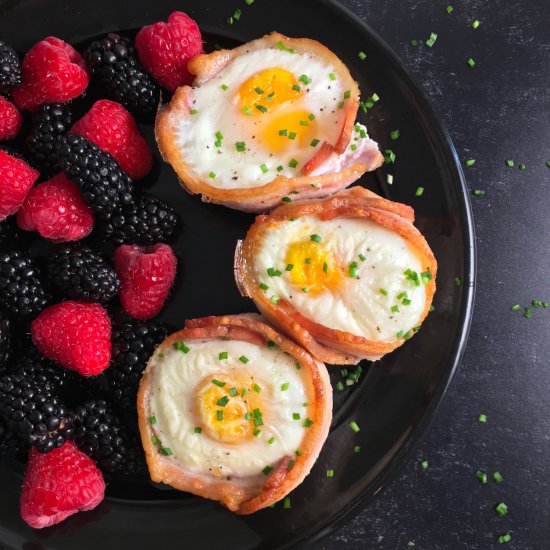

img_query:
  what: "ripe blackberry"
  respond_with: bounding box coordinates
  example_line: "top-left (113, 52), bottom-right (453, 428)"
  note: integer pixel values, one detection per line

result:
top-left (0, 251), bottom-right (51, 318)
top-left (14, 345), bottom-right (68, 391)
top-left (0, 421), bottom-right (26, 461)
top-left (74, 400), bottom-right (145, 477)
top-left (100, 194), bottom-right (179, 245)
top-left (0, 311), bottom-right (13, 369)
top-left (0, 40), bottom-right (21, 95)
top-left (56, 134), bottom-right (135, 220)
top-left (0, 372), bottom-right (74, 453)
top-left (47, 245), bottom-right (120, 304)
top-left (26, 103), bottom-right (72, 178)
top-left (84, 33), bottom-right (159, 117)
top-left (106, 319), bottom-right (167, 409)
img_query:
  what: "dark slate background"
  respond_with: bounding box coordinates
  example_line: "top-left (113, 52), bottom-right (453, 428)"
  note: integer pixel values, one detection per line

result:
top-left (320, 1), bottom-right (550, 549)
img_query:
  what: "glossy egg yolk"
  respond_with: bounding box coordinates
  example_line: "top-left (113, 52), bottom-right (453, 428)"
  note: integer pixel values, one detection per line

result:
top-left (285, 240), bottom-right (343, 294)
top-left (194, 375), bottom-right (263, 444)
top-left (261, 109), bottom-right (318, 153)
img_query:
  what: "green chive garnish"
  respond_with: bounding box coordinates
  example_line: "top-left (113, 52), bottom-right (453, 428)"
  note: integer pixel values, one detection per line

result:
top-left (288, 131), bottom-right (296, 140)
top-left (194, 426), bottom-right (202, 433)
top-left (467, 57), bottom-right (476, 68)
top-left (416, 187), bottom-right (424, 196)
top-left (326, 469), bottom-right (334, 477)
top-left (495, 502), bottom-right (508, 517)
top-left (329, 72), bottom-right (336, 80)
top-left (390, 129), bottom-right (400, 140)
top-left (289, 158), bottom-right (299, 168)
top-left (358, 51), bottom-right (366, 60)
top-left (161, 447), bottom-right (173, 456)
top-left (493, 471), bottom-right (503, 483)
top-left (425, 32), bottom-right (438, 48)
top-left (292, 412), bottom-right (301, 420)
top-left (268, 436), bottom-right (275, 444)
top-left (212, 379), bottom-right (226, 388)
top-left (379, 288), bottom-right (388, 296)
top-left (349, 420), bottom-right (360, 432)
top-left (420, 460), bottom-right (429, 469)
top-left (151, 435), bottom-right (159, 445)
top-left (283, 497), bottom-right (291, 509)
top-left (259, 282), bottom-right (269, 291)
top-left (303, 418), bottom-right (313, 428)
top-left (239, 355), bottom-right (249, 364)
top-left (446, 4), bottom-right (453, 13)
top-left (149, 416), bottom-right (156, 424)
top-left (219, 351), bottom-right (228, 360)
top-left (209, 172), bottom-right (216, 179)
top-left (349, 261), bottom-right (359, 278)
top-left (229, 387), bottom-right (238, 397)
top-left (299, 74), bottom-right (311, 85)
top-left (216, 410), bottom-right (223, 421)
top-left (475, 470), bottom-right (488, 484)
top-left (255, 104), bottom-right (267, 113)
top-left (506, 159), bottom-right (514, 167)
top-left (174, 342), bottom-right (190, 353)
top-left (189, 109), bottom-right (199, 115)
top-left (465, 159), bottom-right (476, 166)
top-left (310, 234), bottom-right (321, 243)
top-left (354, 445), bottom-right (361, 453)
top-left (281, 382), bottom-right (290, 391)
top-left (472, 20), bottom-right (480, 29)
top-left (235, 141), bottom-right (246, 152)
top-left (497, 533), bottom-right (511, 544)
top-left (270, 295), bottom-right (280, 305)
top-left (262, 465), bottom-right (273, 475)
top-left (252, 383), bottom-right (261, 393)
top-left (311, 138), bottom-right (320, 147)
top-left (478, 414), bottom-right (487, 423)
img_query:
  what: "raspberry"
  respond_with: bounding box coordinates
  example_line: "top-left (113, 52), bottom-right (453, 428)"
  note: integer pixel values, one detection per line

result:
top-left (0, 40), bottom-right (21, 95)
top-left (0, 149), bottom-right (39, 222)
top-left (20, 441), bottom-right (105, 529)
top-left (56, 134), bottom-right (135, 220)
top-left (47, 244), bottom-right (119, 304)
top-left (135, 11), bottom-right (203, 92)
top-left (12, 37), bottom-right (89, 112)
top-left (84, 33), bottom-right (159, 117)
top-left (73, 400), bottom-right (145, 477)
top-left (71, 100), bottom-right (152, 180)
top-left (17, 174), bottom-right (94, 242)
top-left (31, 301), bottom-right (112, 376)
top-left (114, 244), bottom-right (177, 320)
top-left (99, 194), bottom-right (179, 245)
top-left (26, 103), bottom-right (73, 178)
top-left (0, 251), bottom-right (51, 318)
top-left (0, 96), bottom-right (22, 141)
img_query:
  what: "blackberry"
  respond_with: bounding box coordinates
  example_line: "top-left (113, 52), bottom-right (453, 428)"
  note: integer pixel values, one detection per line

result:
top-left (106, 319), bottom-right (167, 409)
top-left (0, 40), bottom-right (21, 95)
top-left (14, 345), bottom-right (68, 391)
top-left (74, 400), bottom-right (145, 477)
top-left (84, 33), bottom-right (159, 117)
top-left (0, 311), bottom-right (12, 369)
top-left (100, 194), bottom-right (179, 245)
top-left (0, 421), bottom-right (27, 461)
top-left (0, 216), bottom-right (22, 248)
top-left (0, 372), bottom-right (74, 453)
top-left (47, 244), bottom-right (120, 304)
top-left (26, 103), bottom-right (73, 178)
top-left (56, 134), bottom-right (135, 220)
top-left (0, 251), bottom-right (51, 318)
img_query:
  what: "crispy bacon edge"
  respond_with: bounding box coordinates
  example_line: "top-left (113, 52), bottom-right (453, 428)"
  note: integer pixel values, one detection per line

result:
top-left (234, 187), bottom-right (438, 365)
top-left (155, 32), bottom-right (383, 212)
top-left (137, 314), bottom-right (333, 514)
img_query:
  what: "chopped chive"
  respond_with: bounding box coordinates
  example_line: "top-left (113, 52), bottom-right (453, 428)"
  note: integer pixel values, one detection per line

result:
top-left (421, 270), bottom-right (433, 284)
top-left (495, 502), bottom-right (508, 517)
top-left (349, 261), bottom-right (359, 278)
top-left (220, 84), bottom-right (228, 91)
top-left (337, 100), bottom-right (345, 108)
top-left (506, 159), bottom-right (514, 167)
top-left (396, 330), bottom-right (404, 338)
top-left (354, 445), bottom-right (361, 453)
top-left (429, 305), bottom-right (435, 312)
top-left (283, 497), bottom-right (291, 509)
top-left (279, 129), bottom-right (288, 136)
top-left (295, 361), bottom-right (301, 370)
top-left (473, 189), bottom-right (485, 196)
top-left (472, 20), bottom-right (480, 29)
top-left (359, 253), bottom-right (366, 261)
top-left (232, 8), bottom-right (241, 20)
top-left (212, 379), bottom-right (226, 387)
top-left (277, 165), bottom-right (284, 172)
top-left (270, 295), bottom-right (280, 305)
top-left (245, 412), bottom-right (252, 421)
top-left (285, 263), bottom-right (294, 271)
top-left (253, 417), bottom-right (263, 427)
top-left (349, 420), bottom-right (360, 432)
top-left (267, 436), bottom-right (275, 444)
top-left (411, 39), bottom-right (418, 46)
top-left (292, 412), bottom-right (301, 420)
top-left (465, 159), bottom-right (476, 166)
top-left (547, 160), bottom-right (550, 168)
top-left (243, 106), bottom-right (253, 116)
top-left (344, 90), bottom-right (351, 99)
top-left (151, 435), bottom-right (158, 445)
top-left (267, 267), bottom-right (282, 277)
top-left (215, 131), bottom-right (223, 141)
top-left (415, 187), bottom-right (424, 196)
top-left (467, 57), bottom-right (476, 68)
top-left (308, 113), bottom-right (316, 121)
top-left (478, 414), bottom-right (487, 423)
top-left (379, 288), bottom-right (388, 296)
top-left (420, 460), bottom-right (429, 469)
top-left (239, 355), bottom-right (249, 364)
top-left (214, 140), bottom-right (222, 148)
top-left (289, 158), bottom-right (299, 168)
top-left (523, 307), bottom-right (532, 318)
top-left (235, 141), bottom-right (246, 152)
top-left (532, 299), bottom-right (544, 307)
top-left (194, 426), bottom-right (202, 433)
top-left (425, 32), bottom-right (438, 48)
top-left (216, 410), bottom-right (223, 421)
top-left (281, 382), bottom-right (290, 391)
top-left (299, 74), bottom-right (312, 85)
top-left (262, 465), bottom-right (273, 475)
top-left (282, 197), bottom-right (292, 203)
top-left (254, 87), bottom-right (264, 95)
top-left (454, 276), bottom-right (462, 286)
top-left (351, 144), bottom-right (357, 152)
top-left (219, 351), bottom-right (228, 360)
top-left (288, 131), bottom-right (296, 140)
top-left (493, 471), bottom-right (503, 483)
top-left (291, 84), bottom-right (301, 92)
top-left (405, 268), bottom-right (420, 286)
top-left (173, 342), bottom-right (190, 353)
top-left (329, 72), bottom-right (336, 81)
top-left (326, 469), bottom-right (334, 477)
top-left (402, 298), bottom-right (412, 306)
top-left (303, 418), bottom-right (313, 428)
top-left (384, 149), bottom-right (396, 163)
top-left (497, 533), bottom-right (511, 544)
top-left (149, 416), bottom-right (157, 424)
top-left (277, 41), bottom-right (294, 53)
top-left (390, 129), bottom-right (400, 140)
top-left (259, 282), bottom-right (269, 291)
top-left (311, 138), bottom-right (320, 147)
top-left (260, 163), bottom-right (269, 174)
top-left (189, 108), bottom-right (199, 115)
top-left (252, 383), bottom-right (261, 393)
top-left (216, 396), bottom-right (229, 407)
top-left (446, 4), bottom-right (453, 13)
top-left (358, 51), bottom-right (367, 60)
top-left (310, 234), bottom-right (321, 243)
top-left (253, 428), bottom-right (263, 437)
top-left (295, 448), bottom-right (303, 456)
top-left (229, 387), bottom-right (238, 397)
top-left (161, 447), bottom-right (173, 456)
top-left (518, 163), bottom-right (526, 170)
top-left (255, 104), bottom-right (267, 113)
top-left (475, 470), bottom-right (488, 484)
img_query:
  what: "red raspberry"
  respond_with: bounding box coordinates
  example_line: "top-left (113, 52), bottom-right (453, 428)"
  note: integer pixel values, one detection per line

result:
top-left (17, 174), bottom-right (94, 242)
top-left (31, 301), bottom-right (112, 376)
top-left (135, 11), bottom-right (203, 92)
top-left (20, 441), bottom-right (105, 529)
top-left (114, 243), bottom-right (177, 320)
top-left (0, 96), bottom-right (23, 140)
top-left (12, 37), bottom-right (89, 112)
top-left (71, 100), bottom-right (152, 180)
top-left (0, 149), bottom-right (39, 222)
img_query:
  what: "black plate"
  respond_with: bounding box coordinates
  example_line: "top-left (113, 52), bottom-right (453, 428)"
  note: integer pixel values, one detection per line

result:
top-left (0, 0), bottom-right (475, 548)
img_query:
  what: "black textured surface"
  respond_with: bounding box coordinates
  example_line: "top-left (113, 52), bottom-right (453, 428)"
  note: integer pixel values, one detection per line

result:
top-left (320, 1), bottom-right (550, 549)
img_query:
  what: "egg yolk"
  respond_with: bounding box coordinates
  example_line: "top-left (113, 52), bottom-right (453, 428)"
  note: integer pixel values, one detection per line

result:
top-left (261, 109), bottom-right (318, 153)
top-left (194, 375), bottom-right (263, 444)
top-left (238, 67), bottom-right (303, 115)
top-left (285, 240), bottom-right (343, 295)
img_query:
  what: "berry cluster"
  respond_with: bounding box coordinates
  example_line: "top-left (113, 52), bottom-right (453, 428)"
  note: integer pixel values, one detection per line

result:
top-left (0, 10), bottom-right (203, 530)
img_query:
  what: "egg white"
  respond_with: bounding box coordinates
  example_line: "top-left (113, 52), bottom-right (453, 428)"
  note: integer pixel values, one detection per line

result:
top-left (254, 215), bottom-right (427, 341)
top-left (148, 338), bottom-right (309, 479)
top-left (174, 48), bottom-right (347, 188)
